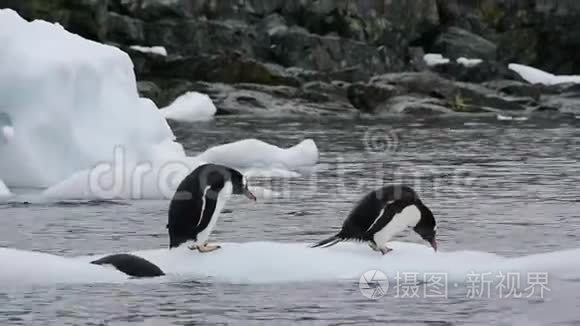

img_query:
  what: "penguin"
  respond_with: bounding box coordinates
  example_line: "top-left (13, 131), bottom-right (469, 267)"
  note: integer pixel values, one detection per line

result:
top-left (91, 254), bottom-right (164, 278)
top-left (311, 185), bottom-right (437, 254)
top-left (167, 163), bottom-right (256, 252)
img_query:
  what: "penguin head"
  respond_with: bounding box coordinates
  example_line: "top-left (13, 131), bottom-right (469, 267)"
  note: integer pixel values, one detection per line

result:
top-left (196, 164), bottom-right (256, 201)
top-left (228, 168), bottom-right (257, 202)
top-left (413, 203), bottom-right (437, 251)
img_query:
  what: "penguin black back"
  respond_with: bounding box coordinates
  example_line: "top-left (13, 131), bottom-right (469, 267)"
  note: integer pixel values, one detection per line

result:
top-left (312, 185), bottom-right (437, 251)
top-left (91, 254), bottom-right (164, 278)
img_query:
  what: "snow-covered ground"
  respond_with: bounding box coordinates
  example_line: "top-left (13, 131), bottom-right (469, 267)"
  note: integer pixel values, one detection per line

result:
top-left (509, 63), bottom-right (580, 85)
top-left (0, 9), bottom-right (318, 200)
top-left (161, 92), bottom-right (216, 122)
top-left (129, 45), bottom-right (167, 56)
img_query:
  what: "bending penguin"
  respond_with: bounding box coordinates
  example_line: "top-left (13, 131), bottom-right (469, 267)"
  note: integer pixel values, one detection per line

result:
top-left (312, 185), bottom-right (437, 254)
top-left (167, 163), bottom-right (256, 252)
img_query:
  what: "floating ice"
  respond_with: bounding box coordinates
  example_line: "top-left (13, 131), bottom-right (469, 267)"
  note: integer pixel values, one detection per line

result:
top-left (0, 178), bottom-right (10, 197)
top-left (197, 139), bottom-right (319, 171)
top-left (129, 45), bottom-right (167, 56)
top-left (0, 9), bottom-right (182, 188)
top-left (161, 92), bottom-right (216, 122)
top-left (424, 53), bottom-right (450, 66)
top-left (1, 242), bottom-right (579, 286)
top-left (43, 138), bottom-right (315, 200)
top-left (509, 63), bottom-right (580, 85)
top-left (457, 57), bottom-right (483, 67)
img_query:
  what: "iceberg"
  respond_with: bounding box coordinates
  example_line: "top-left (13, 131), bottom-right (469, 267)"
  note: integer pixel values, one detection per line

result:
top-left (1, 241), bottom-right (579, 286)
top-left (43, 138), bottom-right (315, 200)
top-left (509, 63), bottom-right (580, 85)
top-left (161, 91), bottom-right (216, 122)
top-left (0, 9), bottom-right (183, 188)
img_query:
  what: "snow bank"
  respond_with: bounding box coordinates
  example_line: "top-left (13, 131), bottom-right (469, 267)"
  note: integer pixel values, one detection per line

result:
top-left (1, 242), bottom-right (579, 286)
top-left (457, 57), bottom-right (483, 67)
top-left (0, 178), bottom-right (10, 197)
top-left (129, 45), bottom-right (167, 56)
top-left (197, 139), bottom-right (319, 170)
top-left (161, 92), bottom-right (216, 122)
top-left (0, 9), bottom-right (183, 188)
top-left (509, 63), bottom-right (580, 85)
top-left (424, 53), bottom-right (450, 66)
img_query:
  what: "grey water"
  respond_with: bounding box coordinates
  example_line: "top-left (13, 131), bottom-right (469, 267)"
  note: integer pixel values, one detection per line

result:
top-left (1, 116), bottom-right (580, 325)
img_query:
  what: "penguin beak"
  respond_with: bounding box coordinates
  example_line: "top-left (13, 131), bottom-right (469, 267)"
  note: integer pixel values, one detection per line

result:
top-left (243, 187), bottom-right (257, 202)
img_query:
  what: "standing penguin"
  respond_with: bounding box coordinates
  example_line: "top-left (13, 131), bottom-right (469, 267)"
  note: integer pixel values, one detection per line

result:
top-left (312, 185), bottom-right (437, 254)
top-left (167, 164), bottom-right (256, 252)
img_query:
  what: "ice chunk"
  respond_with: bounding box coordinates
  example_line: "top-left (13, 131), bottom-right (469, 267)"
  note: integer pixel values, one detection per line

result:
top-left (424, 53), bottom-right (450, 66)
top-left (457, 57), bottom-right (483, 67)
top-left (129, 45), bottom-right (167, 56)
top-left (0, 9), bottom-right (183, 187)
top-left (1, 242), bottom-right (580, 286)
top-left (197, 139), bottom-right (319, 170)
top-left (43, 139), bottom-right (316, 200)
top-left (161, 92), bottom-right (216, 122)
top-left (497, 114), bottom-right (528, 121)
top-left (509, 63), bottom-right (580, 85)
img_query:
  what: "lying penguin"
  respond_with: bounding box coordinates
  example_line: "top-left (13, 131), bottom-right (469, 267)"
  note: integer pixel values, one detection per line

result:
top-left (91, 164), bottom-right (256, 277)
top-left (312, 185), bottom-right (437, 254)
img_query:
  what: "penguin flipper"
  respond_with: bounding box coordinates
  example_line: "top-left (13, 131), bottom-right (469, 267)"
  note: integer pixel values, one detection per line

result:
top-left (311, 234), bottom-right (342, 248)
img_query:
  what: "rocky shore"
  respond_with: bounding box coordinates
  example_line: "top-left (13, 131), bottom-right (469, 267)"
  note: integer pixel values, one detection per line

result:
top-left (3, 0), bottom-right (580, 117)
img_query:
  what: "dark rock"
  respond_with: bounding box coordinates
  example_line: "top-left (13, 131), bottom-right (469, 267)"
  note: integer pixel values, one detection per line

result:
top-left (483, 80), bottom-right (541, 101)
top-left (137, 81), bottom-right (162, 104)
top-left (431, 60), bottom-right (511, 83)
top-left (183, 82), bottom-right (356, 115)
top-left (432, 27), bottom-right (497, 60)
top-left (347, 82), bottom-right (401, 113)
top-left (106, 12), bottom-right (145, 44)
top-left (349, 72), bottom-right (525, 114)
top-left (381, 95), bottom-right (454, 115)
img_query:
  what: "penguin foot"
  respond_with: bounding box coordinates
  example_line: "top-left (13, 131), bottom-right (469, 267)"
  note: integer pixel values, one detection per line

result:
top-left (369, 242), bottom-right (380, 252)
top-left (198, 243), bottom-right (221, 253)
top-left (379, 247), bottom-right (393, 255)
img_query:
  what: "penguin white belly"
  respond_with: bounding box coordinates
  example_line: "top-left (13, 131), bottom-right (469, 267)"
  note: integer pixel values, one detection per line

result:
top-left (373, 205), bottom-right (421, 247)
top-left (196, 182), bottom-right (232, 245)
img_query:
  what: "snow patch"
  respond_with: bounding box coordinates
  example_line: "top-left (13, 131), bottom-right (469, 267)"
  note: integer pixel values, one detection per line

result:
top-left (509, 63), bottom-right (580, 85)
top-left (1, 242), bottom-right (579, 286)
top-left (497, 114), bottom-right (529, 121)
top-left (129, 45), bottom-right (167, 56)
top-left (161, 92), bottom-right (216, 122)
top-left (457, 57), bottom-right (483, 67)
top-left (0, 9), bottom-right (183, 188)
top-left (423, 53), bottom-right (450, 66)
